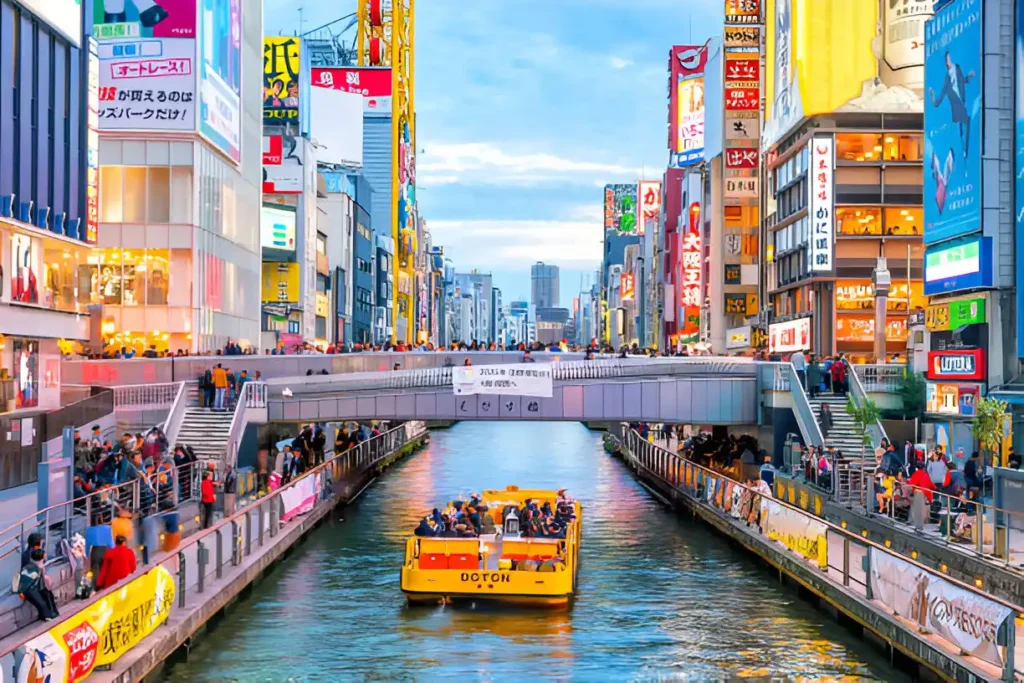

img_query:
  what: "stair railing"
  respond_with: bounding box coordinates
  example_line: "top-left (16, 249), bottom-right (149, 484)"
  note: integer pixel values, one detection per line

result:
top-left (843, 359), bottom-right (888, 449)
top-left (163, 380), bottom-right (193, 448)
top-left (224, 382), bottom-right (269, 466)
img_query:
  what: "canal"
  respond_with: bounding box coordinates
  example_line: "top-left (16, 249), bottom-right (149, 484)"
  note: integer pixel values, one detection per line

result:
top-left (160, 421), bottom-right (905, 681)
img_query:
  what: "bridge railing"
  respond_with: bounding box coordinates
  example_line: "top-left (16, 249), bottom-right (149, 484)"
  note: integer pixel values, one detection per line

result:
top-left (619, 430), bottom-right (1021, 682)
top-left (2, 421), bottom-right (429, 668)
top-left (265, 357), bottom-right (759, 395)
top-left (851, 363), bottom-right (905, 393)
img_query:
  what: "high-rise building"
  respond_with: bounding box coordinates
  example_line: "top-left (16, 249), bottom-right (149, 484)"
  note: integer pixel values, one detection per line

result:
top-left (531, 262), bottom-right (560, 309)
top-left (455, 271), bottom-right (493, 342)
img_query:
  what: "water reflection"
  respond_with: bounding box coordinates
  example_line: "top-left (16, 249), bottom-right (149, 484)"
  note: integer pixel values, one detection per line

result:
top-left (160, 422), bottom-right (904, 682)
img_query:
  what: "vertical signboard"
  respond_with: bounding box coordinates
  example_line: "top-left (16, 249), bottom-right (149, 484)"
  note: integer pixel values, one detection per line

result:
top-left (638, 181), bottom-right (661, 238)
top-left (724, 0), bottom-right (761, 24)
top-left (668, 45), bottom-right (708, 168)
top-left (604, 184), bottom-right (638, 236)
top-left (86, 38), bottom-right (99, 244)
top-left (199, 0), bottom-right (242, 163)
top-left (923, 0), bottom-right (981, 245)
top-left (263, 36), bottom-right (301, 126)
top-left (1018, 0), bottom-right (1024, 356)
top-left (681, 202), bottom-right (702, 332)
top-left (808, 136), bottom-right (834, 272)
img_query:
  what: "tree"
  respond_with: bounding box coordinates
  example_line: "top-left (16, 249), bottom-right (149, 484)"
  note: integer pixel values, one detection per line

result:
top-left (846, 396), bottom-right (882, 461)
top-left (894, 369), bottom-right (927, 420)
top-left (971, 396), bottom-right (1009, 467)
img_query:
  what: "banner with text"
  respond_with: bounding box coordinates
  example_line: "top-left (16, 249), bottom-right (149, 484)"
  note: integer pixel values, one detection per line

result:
top-left (762, 500), bottom-right (828, 567)
top-left (869, 550), bottom-right (1012, 667)
top-left (453, 364), bottom-right (553, 398)
top-left (16, 565), bottom-right (175, 683)
top-left (98, 38), bottom-right (196, 130)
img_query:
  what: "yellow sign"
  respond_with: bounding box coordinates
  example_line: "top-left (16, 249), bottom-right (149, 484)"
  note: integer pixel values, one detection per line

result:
top-left (17, 566), bottom-right (175, 682)
top-left (315, 293), bottom-right (330, 318)
top-left (263, 37), bottom-right (301, 123)
top-left (262, 262), bottom-right (300, 303)
top-left (764, 0), bottom-right (885, 146)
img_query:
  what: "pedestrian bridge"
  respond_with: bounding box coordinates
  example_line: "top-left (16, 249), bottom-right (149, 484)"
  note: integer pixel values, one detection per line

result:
top-left (60, 353), bottom-right (834, 452)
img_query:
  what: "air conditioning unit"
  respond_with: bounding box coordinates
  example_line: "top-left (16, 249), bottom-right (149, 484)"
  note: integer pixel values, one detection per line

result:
top-left (0, 195), bottom-right (13, 217)
top-left (17, 201), bottom-right (33, 224)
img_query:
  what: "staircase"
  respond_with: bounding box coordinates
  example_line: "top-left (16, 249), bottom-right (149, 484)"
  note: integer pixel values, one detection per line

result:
top-left (175, 408), bottom-right (235, 462)
top-left (808, 394), bottom-right (874, 465)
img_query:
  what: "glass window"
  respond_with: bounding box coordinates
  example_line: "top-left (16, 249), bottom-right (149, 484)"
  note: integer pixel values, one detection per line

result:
top-left (835, 133), bottom-right (883, 162)
top-left (170, 167), bottom-right (193, 224)
top-left (836, 206), bottom-right (882, 236)
top-left (142, 249), bottom-right (169, 305)
top-left (147, 167), bottom-right (170, 222)
top-left (883, 134), bottom-right (922, 162)
top-left (882, 207), bottom-right (923, 236)
top-left (99, 166), bottom-right (123, 222)
top-left (123, 167), bottom-right (147, 222)
top-left (13, 339), bottom-right (38, 409)
top-left (10, 234), bottom-right (41, 304)
top-left (121, 250), bottom-right (142, 305)
top-left (43, 244), bottom-right (83, 312)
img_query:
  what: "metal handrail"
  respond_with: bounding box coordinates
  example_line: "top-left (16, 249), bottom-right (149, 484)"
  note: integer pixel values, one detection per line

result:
top-left (225, 382), bottom-right (268, 466)
top-left (844, 359), bottom-right (888, 448)
top-left (851, 363), bottom-right (905, 393)
top-left (98, 382), bottom-right (184, 408)
top-left (621, 430), bottom-right (1021, 610)
top-left (1, 420), bottom-right (428, 660)
top-left (163, 380), bottom-right (192, 448)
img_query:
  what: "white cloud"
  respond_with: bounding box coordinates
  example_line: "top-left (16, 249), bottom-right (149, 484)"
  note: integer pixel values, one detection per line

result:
top-left (562, 204), bottom-right (605, 222)
top-left (428, 219), bottom-right (604, 269)
top-left (609, 56), bottom-right (633, 70)
top-left (417, 142), bottom-right (640, 188)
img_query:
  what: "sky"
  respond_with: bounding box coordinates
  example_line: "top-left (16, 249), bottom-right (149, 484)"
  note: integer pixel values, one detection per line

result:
top-left (264, 0), bottom-right (720, 306)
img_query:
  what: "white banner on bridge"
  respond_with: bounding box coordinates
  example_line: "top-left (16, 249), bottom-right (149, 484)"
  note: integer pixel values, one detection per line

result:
top-left (869, 549), bottom-right (1012, 667)
top-left (452, 364), bottom-right (553, 398)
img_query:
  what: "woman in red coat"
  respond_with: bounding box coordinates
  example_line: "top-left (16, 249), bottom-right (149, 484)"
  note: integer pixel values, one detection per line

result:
top-left (95, 535), bottom-right (137, 590)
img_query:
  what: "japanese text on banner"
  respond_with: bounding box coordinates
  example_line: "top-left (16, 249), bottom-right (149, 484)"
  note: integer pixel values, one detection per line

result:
top-left (453, 364), bottom-right (554, 398)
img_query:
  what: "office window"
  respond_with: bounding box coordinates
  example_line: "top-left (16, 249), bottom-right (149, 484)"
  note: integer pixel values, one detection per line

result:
top-left (836, 207), bottom-right (882, 236)
top-left (883, 134), bottom-right (922, 162)
top-left (882, 207), bottom-right (923, 236)
top-left (836, 133), bottom-right (883, 162)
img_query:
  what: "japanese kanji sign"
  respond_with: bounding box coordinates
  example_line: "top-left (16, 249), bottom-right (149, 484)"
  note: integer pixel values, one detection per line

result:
top-left (98, 38), bottom-right (196, 131)
top-left (725, 0), bottom-right (761, 25)
top-left (264, 36), bottom-right (301, 125)
top-left (808, 136), bottom-right (835, 272)
top-left (681, 202), bottom-right (702, 310)
top-left (638, 180), bottom-right (662, 236)
top-left (725, 147), bottom-right (758, 170)
top-left (453, 364), bottom-right (554, 398)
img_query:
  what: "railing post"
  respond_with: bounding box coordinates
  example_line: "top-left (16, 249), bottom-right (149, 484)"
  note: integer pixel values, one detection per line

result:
top-left (231, 520), bottom-right (240, 567)
top-left (270, 498), bottom-right (279, 537)
top-left (215, 529), bottom-right (223, 579)
top-left (245, 509), bottom-right (252, 556)
top-left (197, 541), bottom-right (207, 593)
top-left (1000, 613), bottom-right (1015, 682)
top-left (843, 537), bottom-right (850, 587)
top-left (258, 504), bottom-right (265, 546)
top-left (177, 551), bottom-right (187, 608)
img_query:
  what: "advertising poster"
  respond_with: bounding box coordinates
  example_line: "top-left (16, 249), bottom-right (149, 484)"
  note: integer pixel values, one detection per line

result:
top-left (97, 38), bottom-right (196, 130)
top-left (869, 550), bottom-right (1012, 667)
top-left (23, 0), bottom-right (82, 46)
top-left (261, 262), bottom-right (300, 303)
top-left (923, 235), bottom-right (991, 295)
top-left (93, 0), bottom-right (195, 40)
top-left (86, 38), bottom-right (100, 244)
top-left (724, 0), bottom-right (760, 25)
top-left (311, 67), bottom-right (393, 115)
top-left (1016, 0), bottom-right (1024, 356)
top-left (262, 135), bottom-right (304, 194)
top-left (16, 566), bottom-right (175, 683)
top-left (199, 0), bottom-right (242, 163)
top-left (263, 36), bottom-right (301, 125)
top-left (923, 0), bottom-right (981, 245)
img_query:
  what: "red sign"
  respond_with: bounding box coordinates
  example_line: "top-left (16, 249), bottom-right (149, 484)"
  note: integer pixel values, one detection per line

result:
top-left (926, 349), bottom-right (986, 382)
top-left (725, 87), bottom-right (759, 110)
top-left (62, 622), bottom-right (100, 681)
top-left (311, 67), bottom-right (392, 97)
top-left (262, 135), bottom-right (283, 165)
top-left (672, 44), bottom-right (709, 78)
top-left (725, 148), bottom-right (759, 169)
top-left (620, 272), bottom-right (635, 301)
top-left (725, 58), bottom-right (760, 84)
top-left (681, 202), bottom-right (702, 309)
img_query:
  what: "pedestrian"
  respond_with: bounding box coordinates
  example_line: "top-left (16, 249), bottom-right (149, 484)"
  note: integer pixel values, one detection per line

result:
top-left (791, 348), bottom-right (807, 390)
top-left (223, 464), bottom-right (237, 517)
top-left (16, 548), bottom-right (58, 622)
top-left (200, 471), bottom-right (218, 528)
top-left (21, 533), bottom-right (42, 569)
top-left (818, 402), bottom-right (833, 438)
top-left (806, 355), bottom-right (821, 398)
top-left (212, 363), bottom-right (229, 411)
top-left (95, 535), bottom-right (137, 590)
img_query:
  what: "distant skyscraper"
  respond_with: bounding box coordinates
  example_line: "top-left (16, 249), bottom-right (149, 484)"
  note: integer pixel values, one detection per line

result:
top-left (531, 262), bottom-right (560, 309)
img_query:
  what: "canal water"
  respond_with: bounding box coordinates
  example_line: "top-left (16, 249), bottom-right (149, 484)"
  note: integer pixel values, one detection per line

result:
top-left (161, 422), bottom-right (905, 682)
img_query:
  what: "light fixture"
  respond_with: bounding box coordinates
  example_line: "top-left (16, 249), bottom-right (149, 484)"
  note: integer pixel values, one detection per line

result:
top-left (974, 577), bottom-right (983, 588)
top-left (910, 550), bottom-right (918, 560)
top-left (900, 209), bottom-right (908, 215)
top-left (873, 145), bottom-right (883, 152)
top-left (884, 136), bottom-right (894, 143)
top-left (940, 563), bottom-right (948, 573)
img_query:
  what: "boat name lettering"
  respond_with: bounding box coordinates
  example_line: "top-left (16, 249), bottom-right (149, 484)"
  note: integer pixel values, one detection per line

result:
top-left (460, 572), bottom-right (511, 583)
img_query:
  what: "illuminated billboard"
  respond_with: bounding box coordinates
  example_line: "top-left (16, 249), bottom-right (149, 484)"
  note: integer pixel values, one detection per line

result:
top-left (263, 37), bottom-right (301, 126)
top-left (668, 45), bottom-right (708, 168)
top-left (261, 205), bottom-right (297, 252)
top-left (603, 184), bottom-right (638, 235)
top-left (763, 0), bottom-right (932, 149)
top-left (637, 181), bottom-right (661, 237)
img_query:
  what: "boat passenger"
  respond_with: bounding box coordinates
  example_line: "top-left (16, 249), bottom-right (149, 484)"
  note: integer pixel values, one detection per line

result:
top-left (414, 518), bottom-right (435, 537)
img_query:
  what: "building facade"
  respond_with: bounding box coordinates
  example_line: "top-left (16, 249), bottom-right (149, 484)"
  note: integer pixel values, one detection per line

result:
top-left (530, 261), bottom-right (559, 309)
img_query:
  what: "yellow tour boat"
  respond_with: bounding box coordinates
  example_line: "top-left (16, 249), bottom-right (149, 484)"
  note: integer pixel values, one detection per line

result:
top-left (401, 486), bottom-right (582, 607)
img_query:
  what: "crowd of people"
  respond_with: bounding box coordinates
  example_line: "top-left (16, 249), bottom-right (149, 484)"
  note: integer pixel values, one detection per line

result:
top-left (414, 492), bottom-right (577, 540)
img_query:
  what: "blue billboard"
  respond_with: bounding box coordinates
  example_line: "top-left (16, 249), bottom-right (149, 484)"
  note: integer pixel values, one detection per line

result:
top-left (1017, 0), bottom-right (1024, 356)
top-left (198, 0), bottom-right (242, 163)
top-left (923, 0), bottom-right (982, 246)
